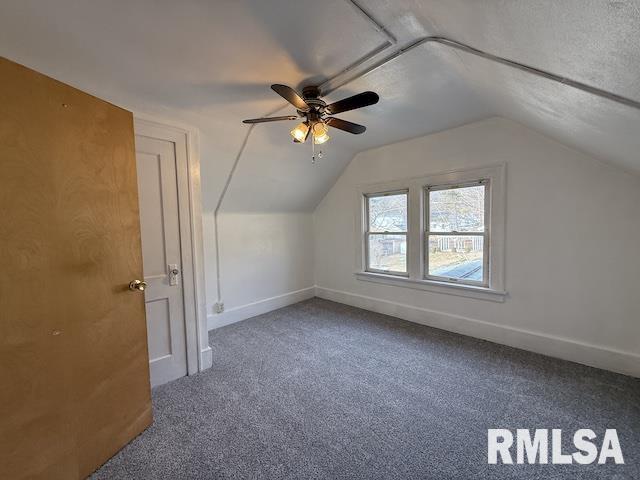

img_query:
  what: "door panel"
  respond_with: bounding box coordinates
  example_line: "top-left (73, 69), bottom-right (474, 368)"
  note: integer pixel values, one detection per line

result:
top-left (135, 136), bottom-right (188, 387)
top-left (0, 57), bottom-right (152, 479)
top-left (136, 151), bottom-right (169, 277)
top-left (146, 298), bottom-right (173, 359)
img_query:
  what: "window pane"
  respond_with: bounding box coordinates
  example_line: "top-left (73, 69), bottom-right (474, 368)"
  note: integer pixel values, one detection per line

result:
top-left (427, 235), bottom-right (484, 282)
top-left (429, 185), bottom-right (484, 232)
top-left (368, 193), bottom-right (407, 232)
top-left (368, 234), bottom-right (407, 273)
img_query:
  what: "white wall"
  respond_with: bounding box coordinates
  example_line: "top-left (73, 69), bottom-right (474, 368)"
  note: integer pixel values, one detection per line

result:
top-left (314, 117), bottom-right (640, 376)
top-left (206, 212), bottom-right (315, 329)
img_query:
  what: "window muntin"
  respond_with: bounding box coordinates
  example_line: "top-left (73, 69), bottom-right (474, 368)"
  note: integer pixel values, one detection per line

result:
top-left (425, 181), bottom-right (489, 286)
top-left (365, 191), bottom-right (408, 275)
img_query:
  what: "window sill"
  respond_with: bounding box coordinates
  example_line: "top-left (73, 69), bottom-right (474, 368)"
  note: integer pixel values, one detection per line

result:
top-left (355, 271), bottom-right (507, 303)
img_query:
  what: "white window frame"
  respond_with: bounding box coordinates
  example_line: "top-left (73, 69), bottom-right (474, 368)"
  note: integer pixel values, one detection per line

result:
top-left (424, 179), bottom-right (490, 287)
top-left (363, 190), bottom-right (409, 277)
top-left (355, 164), bottom-right (506, 303)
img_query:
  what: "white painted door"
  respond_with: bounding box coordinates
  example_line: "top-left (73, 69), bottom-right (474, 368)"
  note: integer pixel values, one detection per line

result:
top-left (135, 135), bottom-right (188, 387)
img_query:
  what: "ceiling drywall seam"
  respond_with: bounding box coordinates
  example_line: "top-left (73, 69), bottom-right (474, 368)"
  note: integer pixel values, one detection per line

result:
top-left (332, 36), bottom-right (640, 111)
top-left (212, 0), bottom-right (397, 306)
top-left (342, 0), bottom-right (396, 44)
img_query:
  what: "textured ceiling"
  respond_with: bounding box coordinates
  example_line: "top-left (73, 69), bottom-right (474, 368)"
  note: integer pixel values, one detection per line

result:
top-left (368, 0), bottom-right (640, 175)
top-left (0, 0), bottom-right (638, 213)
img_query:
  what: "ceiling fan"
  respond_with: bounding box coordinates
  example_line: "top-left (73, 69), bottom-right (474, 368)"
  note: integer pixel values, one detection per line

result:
top-left (242, 84), bottom-right (379, 145)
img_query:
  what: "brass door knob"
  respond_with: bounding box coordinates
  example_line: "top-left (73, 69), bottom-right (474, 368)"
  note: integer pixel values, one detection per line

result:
top-left (129, 280), bottom-right (147, 291)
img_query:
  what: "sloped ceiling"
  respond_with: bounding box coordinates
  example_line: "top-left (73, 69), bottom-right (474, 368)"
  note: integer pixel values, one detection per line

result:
top-left (0, 0), bottom-right (638, 214)
top-left (370, 0), bottom-right (640, 175)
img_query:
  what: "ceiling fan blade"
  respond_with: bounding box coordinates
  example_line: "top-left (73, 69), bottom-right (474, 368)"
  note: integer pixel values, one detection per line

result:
top-left (326, 117), bottom-right (366, 134)
top-left (242, 115), bottom-right (298, 124)
top-left (271, 84), bottom-right (310, 111)
top-left (325, 91), bottom-right (379, 115)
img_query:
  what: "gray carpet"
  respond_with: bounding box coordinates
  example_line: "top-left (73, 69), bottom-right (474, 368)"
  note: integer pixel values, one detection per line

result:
top-left (93, 298), bottom-right (639, 479)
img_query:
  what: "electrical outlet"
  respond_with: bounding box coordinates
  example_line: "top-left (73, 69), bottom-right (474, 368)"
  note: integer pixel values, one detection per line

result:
top-left (214, 302), bottom-right (224, 314)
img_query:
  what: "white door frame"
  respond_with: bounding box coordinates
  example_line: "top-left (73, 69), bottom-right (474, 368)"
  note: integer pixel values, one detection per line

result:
top-left (134, 116), bottom-right (212, 374)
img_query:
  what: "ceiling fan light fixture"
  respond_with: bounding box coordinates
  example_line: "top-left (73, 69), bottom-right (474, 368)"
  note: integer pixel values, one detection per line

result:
top-left (290, 122), bottom-right (309, 142)
top-left (312, 122), bottom-right (330, 145)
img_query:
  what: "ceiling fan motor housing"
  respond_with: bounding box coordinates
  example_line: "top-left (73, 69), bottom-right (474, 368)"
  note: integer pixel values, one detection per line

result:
top-left (302, 85), bottom-right (321, 99)
top-left (299, 86), bottom-right (326, 119)
top-left (305, 110), bottom-right (322, 124)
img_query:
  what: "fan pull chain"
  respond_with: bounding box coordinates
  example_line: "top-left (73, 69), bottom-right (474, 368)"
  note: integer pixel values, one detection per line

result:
top-left (311, 140), bottom-right (323, 164)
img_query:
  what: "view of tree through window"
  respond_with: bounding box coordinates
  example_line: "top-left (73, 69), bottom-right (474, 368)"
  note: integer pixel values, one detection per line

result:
top-left (427, 184), bottom-right (486, 283)
top-left (366, 192), bottom-right (407, 273)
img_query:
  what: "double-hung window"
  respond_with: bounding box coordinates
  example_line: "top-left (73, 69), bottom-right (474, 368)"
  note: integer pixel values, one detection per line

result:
top-left (425, 180), bottom-right (489, 287)
top-left (364, 191), bottom-right (408, 275)
top-left (357, 165), bottom-right (505, 301)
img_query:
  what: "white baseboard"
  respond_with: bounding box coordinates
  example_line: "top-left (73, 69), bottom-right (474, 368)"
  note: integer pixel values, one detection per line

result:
top-left (315, 286), bottom-right (640, 378)
top-left (199, 346), bottom-right (213, 371)
top-left (207, 287), bottom-right (315, 330)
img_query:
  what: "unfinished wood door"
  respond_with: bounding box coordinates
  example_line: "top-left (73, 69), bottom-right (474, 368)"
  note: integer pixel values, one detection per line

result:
top-left (135, 135), bottom-right (188, 387)
top-left (0, 57), bottom-right (152, 479)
